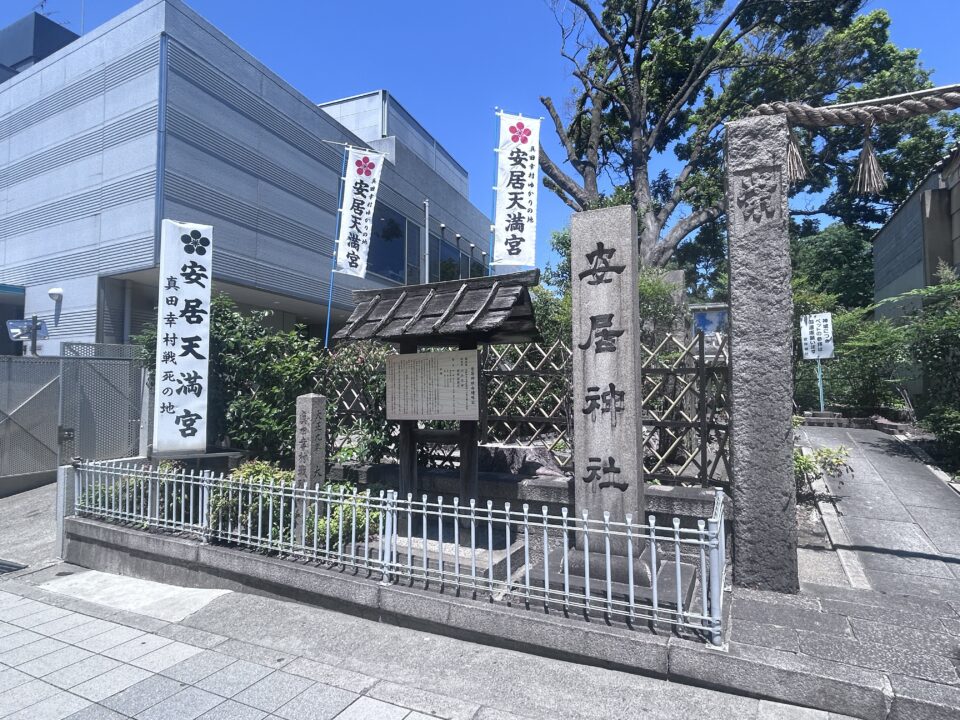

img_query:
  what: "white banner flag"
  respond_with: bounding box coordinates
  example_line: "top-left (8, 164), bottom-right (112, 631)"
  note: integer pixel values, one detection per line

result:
top-left (153, 220), bottom-right (213, 454)
top-left (800, 312), bottom-right (834, 360)
top-left (493, 112), bottom-right (539, 267)
top-left (335, 148), bottom-right (384, 278)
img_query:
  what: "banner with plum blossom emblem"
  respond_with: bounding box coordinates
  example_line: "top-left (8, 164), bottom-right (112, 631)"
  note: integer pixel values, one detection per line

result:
top-left (335, 148), bottom-right (384, 278)
top-left (153, 219), bottom-right (213, 454)
top-left (493, 112), bottom-right (539, 267)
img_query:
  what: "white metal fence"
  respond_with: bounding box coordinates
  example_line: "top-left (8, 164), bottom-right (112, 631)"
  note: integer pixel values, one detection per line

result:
top-left (74, 460), bottom-right (727, 644)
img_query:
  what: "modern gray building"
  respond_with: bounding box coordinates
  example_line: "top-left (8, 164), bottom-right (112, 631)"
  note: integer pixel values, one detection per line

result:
top-left (0, 0), bottom-right (490, 355)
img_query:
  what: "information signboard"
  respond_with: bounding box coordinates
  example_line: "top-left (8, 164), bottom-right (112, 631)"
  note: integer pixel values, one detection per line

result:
top-left (800, 312), bottom-right (834, 360)
top-left (386, 350), bottom-right (479, 421)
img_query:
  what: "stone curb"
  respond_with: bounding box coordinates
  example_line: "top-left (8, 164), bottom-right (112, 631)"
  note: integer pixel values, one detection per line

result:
top-left (60, 517), bottom-right (946, 720)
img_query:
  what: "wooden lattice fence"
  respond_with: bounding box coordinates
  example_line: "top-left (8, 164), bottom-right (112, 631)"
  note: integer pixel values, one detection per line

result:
top-left (326, 332), bottom-right (730, 486)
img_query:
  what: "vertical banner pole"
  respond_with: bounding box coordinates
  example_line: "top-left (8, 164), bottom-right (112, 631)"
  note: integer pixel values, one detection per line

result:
top-left (816, 357), bottom-right (825, 413)
top-left (488, 107), bottom-right (500, 275)
top-left (324, 147), bottom-right (350, 350)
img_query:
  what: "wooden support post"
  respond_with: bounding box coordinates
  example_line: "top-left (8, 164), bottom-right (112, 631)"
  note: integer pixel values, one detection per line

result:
top-left (459, 339), bottom-right (480, 502)
top-left (397, 339), bottom-right (418, 499)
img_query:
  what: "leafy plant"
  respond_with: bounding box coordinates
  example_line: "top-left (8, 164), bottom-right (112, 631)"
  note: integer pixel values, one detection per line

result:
top-left (794, 446), bottom-right (852, 502)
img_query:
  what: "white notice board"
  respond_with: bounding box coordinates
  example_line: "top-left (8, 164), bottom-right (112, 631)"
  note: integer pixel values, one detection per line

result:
top-left (386, 350), bottom-right (479, 421)
top-left (800, 312), bottom-right (834, 360)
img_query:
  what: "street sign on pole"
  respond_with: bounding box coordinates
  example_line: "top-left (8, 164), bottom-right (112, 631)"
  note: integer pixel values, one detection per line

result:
top-left (6, 318), bottom-right (48, 342)
top-left (800, 312), bottom-right (834, 412)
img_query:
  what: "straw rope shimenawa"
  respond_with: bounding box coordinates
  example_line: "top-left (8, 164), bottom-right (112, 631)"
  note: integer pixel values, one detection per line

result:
top-left (747, 83), bottom-right (960, 192)
top-left (748, 84), bottom-right (960, 127)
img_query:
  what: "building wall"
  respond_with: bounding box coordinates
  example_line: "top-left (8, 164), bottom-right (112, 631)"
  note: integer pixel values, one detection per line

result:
top-left (0, 0), bottom-right (165, 353)
top-left (0, 0), bottom-right (491, 353)
top-left (873, 172), bottom-right (940, 320)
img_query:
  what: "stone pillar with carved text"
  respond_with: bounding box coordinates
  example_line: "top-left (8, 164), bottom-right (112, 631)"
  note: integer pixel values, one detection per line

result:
top-left (571, 206), bottom-right (644, 551)
top-left (295, 394), bottom-right (326, 488)
top-left (725, 115), bottom-right (799, 592)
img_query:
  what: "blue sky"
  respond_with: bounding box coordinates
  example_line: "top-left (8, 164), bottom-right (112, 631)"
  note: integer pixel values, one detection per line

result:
top-left (4, 0), bottom-right (959, 272)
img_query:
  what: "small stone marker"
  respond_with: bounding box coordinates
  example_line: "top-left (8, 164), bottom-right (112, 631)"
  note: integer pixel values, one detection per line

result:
top-left (295, 394), bottom-right (326, 487)
top-left (571, 206), bottom-right (644, 550)
top-left (725, 114), bottom-right (799, 592)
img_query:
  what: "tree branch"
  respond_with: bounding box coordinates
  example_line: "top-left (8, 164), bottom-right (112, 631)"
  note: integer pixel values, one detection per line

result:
top-left (539, 145), bottom-right (591, 210)
top-left (653, 203), bottom-right (726, 265)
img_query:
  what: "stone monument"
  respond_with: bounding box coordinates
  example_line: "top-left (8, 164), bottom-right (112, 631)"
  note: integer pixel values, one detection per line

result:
top-left (570, 206), bottom-right (645, 546)
top-left (724, 114), bottom-right (799, 592)
top-left (295, 393), bottom-right (326, 488)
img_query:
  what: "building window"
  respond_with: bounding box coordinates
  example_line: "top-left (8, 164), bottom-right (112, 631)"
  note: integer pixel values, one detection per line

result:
top-left (367, 202), bottom-right (406, 283)
top-left (440, 240), bottom-right (459, 281)
top-left (406, 224), bottom-right (421, 284)
top-left (460, 252), bottom-right (471, 280)
top-left (471, 259), bottom-right (486, 278)
top-left (429, 235), bottom-right (440, 282)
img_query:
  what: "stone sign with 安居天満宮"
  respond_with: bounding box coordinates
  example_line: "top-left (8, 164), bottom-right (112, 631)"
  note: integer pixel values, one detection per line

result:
top-left (571, 206), bottom-right (644, 549)
top-left (295, 394), bottom-right (326, 487)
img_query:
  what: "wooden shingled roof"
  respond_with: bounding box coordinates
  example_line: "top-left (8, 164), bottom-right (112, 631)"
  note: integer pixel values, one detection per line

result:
top-left (333, 269), bottom-right (540, 346)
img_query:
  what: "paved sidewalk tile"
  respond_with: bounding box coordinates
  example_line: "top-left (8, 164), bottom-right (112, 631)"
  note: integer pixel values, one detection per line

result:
top-left (132, 640), bottom-right (202, 672)
top-left (756, 700), bottom-right (829, 718)
top-left (0, 600), bottom-right (47, 622)
top-left (0, 621), bottom-right (21, 638)
top-left (103, 634), bottom-right (172, 662)
top-left (32, 614), bottom-right (98, 638)
top-left (161, 650), bottom-right (236, 684)
top-left (157, 624), bottom-right (227, 650)
top-left (71, 663), bottom-right (153, 702)
top-left (45, 654), bottom-right (122, 689)
top-left (331, 696), bottom-right (409, 720)
top-left (102, 674), bottom-right (187, 716)
top-left (52, 619), bottom-right (121, 645)
top-left (367, 680), bottom-right (481, 720)
top-left (65, 704), bottom-right (130, 719)
top-left (197, 699), bottom-right (267, 720)
top-left (0, 678), bottom-right (60, 715)
top-left (5, 688), bottom-right (91, 719)
top-left (196, 659), bottom-right (274, 698)
top-left (215, 639), bottom-right (294, 669)
top-left (0, 628), bottom-right (43, 653)
top-left (135, 686), bottom-right (222, 720)
top-left (233, 671), bottom-right (314, 713)
top-left (12, 606), bottom-right (72, 629)
top-left (281, 658), bottom-right (377, 694)
top-left (0, 636), bottom-right (66, 667)
top-left (17, 644), bottom-right (92, 678)
top-left (0, 666), bottom-right (32, 693)
top-left (273, 683), bottom-right (358, 720)
top-left (76, 626), bottom-right (144, 653)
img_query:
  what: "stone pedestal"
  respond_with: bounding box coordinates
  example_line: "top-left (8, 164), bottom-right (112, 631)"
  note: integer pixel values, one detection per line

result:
top-left (295, 394), bottom-right (326, 488)
top-left (570, 206), bottom-right (644, 552)
top-left (725, 115), bottom-right (799, 592)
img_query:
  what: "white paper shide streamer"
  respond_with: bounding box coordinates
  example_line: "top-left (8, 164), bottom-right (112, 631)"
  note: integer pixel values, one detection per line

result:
top-left (153, 220), bottom-right (214, 454)
top-left (335, 148), bottom-right (385, 278)
top-left (493, 112), bottom-right (539, 266)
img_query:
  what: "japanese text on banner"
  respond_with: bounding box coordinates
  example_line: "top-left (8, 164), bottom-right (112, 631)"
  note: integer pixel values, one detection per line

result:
top-left (799, 312), bottom-right (834, 360)
top-left (152, 220), bottom-right (213, 454)
top-left (335, 148), bottom-right (384, 278)
top-left (493, 112), bottom-right (539, 267)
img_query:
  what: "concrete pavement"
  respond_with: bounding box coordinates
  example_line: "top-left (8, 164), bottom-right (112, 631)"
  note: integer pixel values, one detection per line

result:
top-left (0, 566), bottom-right (851, 720)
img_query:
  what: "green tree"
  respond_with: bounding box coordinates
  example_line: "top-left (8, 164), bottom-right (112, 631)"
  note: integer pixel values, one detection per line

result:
top-left (540, 2), bottom-right (958, 267)
top-left (792, 223), bottom-right (874, 309)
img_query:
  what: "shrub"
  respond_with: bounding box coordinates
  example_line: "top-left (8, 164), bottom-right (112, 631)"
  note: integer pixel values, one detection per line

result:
top-left (794, 446), bottom-right (851, 502)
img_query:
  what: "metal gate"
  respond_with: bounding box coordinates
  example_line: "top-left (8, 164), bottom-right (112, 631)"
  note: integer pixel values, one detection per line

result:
top-left (0, 358), bottom-right (61, 480)
top-left (58, 343), bottom-right (143, 463)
